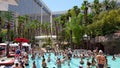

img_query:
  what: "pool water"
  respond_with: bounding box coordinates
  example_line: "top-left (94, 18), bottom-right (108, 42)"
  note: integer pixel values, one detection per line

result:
top-left (26, 53), bottom-right (120, 68)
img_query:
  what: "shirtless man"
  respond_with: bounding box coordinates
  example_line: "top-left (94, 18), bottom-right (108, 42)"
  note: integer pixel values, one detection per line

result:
top-left (32, 61), bottom-right (36, 68)
top-left (12, 63), bottom-right (21, 68)
top-left (57, 58), bottom-right (61, 68)
top-left (96, 50), bottom-right (106, 68)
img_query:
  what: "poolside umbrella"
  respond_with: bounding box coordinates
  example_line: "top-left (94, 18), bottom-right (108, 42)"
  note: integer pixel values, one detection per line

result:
top-left (9, 43), bottom-right (18, 47)
top-left (22, 43), bottom-right (29, 46)
top-left (0, 43), bottom-right (7, 46)
top-left (15, 38), bottom-right (29, 50)
top-left (15, 38), bottom-right (29, 43)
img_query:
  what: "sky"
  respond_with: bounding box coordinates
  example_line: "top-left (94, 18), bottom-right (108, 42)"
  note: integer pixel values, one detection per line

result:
top-left (43, 0), bottom-right (103, 12)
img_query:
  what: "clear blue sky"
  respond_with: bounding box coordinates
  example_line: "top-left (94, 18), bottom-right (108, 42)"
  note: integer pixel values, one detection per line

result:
top-left (43, 0), bottom-right (103, 12)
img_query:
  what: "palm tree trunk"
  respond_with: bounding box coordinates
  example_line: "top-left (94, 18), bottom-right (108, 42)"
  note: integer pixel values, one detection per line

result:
top-left (0, 17), bottom-right (2, 33)
top-left (55, 21), bottom-right (59, 44)
top-left (84, 7), bottom-right (88, 25)
top-left (6, 22), bottom-right (10, 57)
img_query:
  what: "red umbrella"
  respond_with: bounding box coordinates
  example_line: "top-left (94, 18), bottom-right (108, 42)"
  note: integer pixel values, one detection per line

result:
top-left (15, 38), bottom-right (29, 43)
top-left (14, 38), bottom-right (29, 50)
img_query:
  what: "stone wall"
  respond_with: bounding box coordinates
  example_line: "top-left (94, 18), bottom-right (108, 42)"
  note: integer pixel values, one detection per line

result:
top-left (94, 32), bottom-right (120, 54)
top-left (102, 40), bottom-right (120, 54)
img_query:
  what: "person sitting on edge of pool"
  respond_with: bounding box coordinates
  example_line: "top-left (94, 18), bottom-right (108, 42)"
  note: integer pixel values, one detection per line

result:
top-left (42, 58), bottom-right (47, 68)
top-left (112, 55), bottom-right (116, 60)
top-left (80, 58), bottom-right (84, 65)
top-left (96, 50), bottom-right (106, 68)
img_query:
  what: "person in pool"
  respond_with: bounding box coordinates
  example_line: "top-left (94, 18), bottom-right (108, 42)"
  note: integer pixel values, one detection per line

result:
top-left (86, 59), bottom-right (91, 68)
top-left (91, 57), bottom-right (96, 66)
top-left (112, 55), bottom-right (116, 60)
top-left (104, 56), bottom-right (108, 68)
top-left (57, 58), bottom-right (61, 68)
top-left (47, 56), bottom-right (50, 62)
top-left (12, 63), bottom-right (20, 68)
top-left (80, 58), bottom-right (84, 65)
top-left (96, 50), bottom-right (106, 68)
top-left (61, 57), bottom-right (66, 64)
top-left (68, 56), bottom-right (71, 66)
top-left (32, 61), bottom-right (36, 68)
top-left (42, 58), bottom-right (47, 68)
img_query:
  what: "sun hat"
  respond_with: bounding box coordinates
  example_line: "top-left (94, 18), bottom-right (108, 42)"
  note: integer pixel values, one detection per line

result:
top-left (99, 50), bottom-right (103, 53)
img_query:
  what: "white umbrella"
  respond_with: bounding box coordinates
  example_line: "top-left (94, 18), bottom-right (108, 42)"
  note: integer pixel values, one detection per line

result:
top-left (0, 0), bottom-right (18, 5)
top-left (10, 43), bottom-right (18, 47)
top-left (0, 43), bottom-right (7, 46)
top-left (22, 43), bottom-right (30, 46)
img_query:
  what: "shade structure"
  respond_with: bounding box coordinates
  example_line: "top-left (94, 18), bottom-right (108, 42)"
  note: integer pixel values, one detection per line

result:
top-left (0, 43), bottom-right (7, 46)
top-left (9, 43), bottom-right (18, 47)
top-left (15, 38), bottom-right (29, 43)
top-left (22, 43), bottom-right (30, 46)
top-left (0, 0), bottom-right (18, 5)
top-left (15, 38), bottom-right (29, 50)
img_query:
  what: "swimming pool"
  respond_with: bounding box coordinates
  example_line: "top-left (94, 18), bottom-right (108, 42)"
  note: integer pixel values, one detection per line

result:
top-left (26, 53), bottom-right (120, 68)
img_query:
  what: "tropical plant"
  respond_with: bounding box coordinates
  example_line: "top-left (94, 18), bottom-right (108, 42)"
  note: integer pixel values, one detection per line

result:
top-left (87, 9), bottom-right (120, 36)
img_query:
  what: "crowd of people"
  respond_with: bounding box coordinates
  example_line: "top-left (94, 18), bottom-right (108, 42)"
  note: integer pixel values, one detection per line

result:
top-left (30, 47), bottom-right (118, 68)
top-left (2, 47), bottom-right (118, 68)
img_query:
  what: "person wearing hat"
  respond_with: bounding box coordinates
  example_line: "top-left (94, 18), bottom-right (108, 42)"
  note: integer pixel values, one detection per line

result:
top-left (96, 50), bottom-right (106, 68)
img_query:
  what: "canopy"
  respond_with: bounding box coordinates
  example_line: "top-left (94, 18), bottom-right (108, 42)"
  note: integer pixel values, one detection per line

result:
top-left (22, 43), bottom-right (30, 46)
top-left (15, 38), bottom-right (29, 43)
top-left (0, 43), bottom-right (7, 46)
top-left (9, 43), bottom-right (18, 47)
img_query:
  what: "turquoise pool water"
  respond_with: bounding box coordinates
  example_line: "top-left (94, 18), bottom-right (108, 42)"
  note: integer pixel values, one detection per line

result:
top-left (26, 53), bottom-right (120, 68)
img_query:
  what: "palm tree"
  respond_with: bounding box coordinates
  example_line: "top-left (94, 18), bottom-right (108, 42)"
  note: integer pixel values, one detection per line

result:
top-left (91, 0), bottom-right (101, 14)
top-left (102, 0), bottom-right (117, 11)
top-left (53, 17), bottom-right (59, 44)
top-left (0, 17), bottom-right (2, 35)
top-left (81, 0), bottom-right (90, 25)
top-left (17, 15), bottom-right (26, 37)
top-left (4, 11), bottom-right (13, 57)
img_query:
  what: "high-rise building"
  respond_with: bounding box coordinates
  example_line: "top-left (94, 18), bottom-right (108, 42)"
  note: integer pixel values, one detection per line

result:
top-left (7, 0), bottom-right (67, 36)
top-left (7, 0), bottom-right (53, 36)
top-left (8, 0), bottom-right (51, 23)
